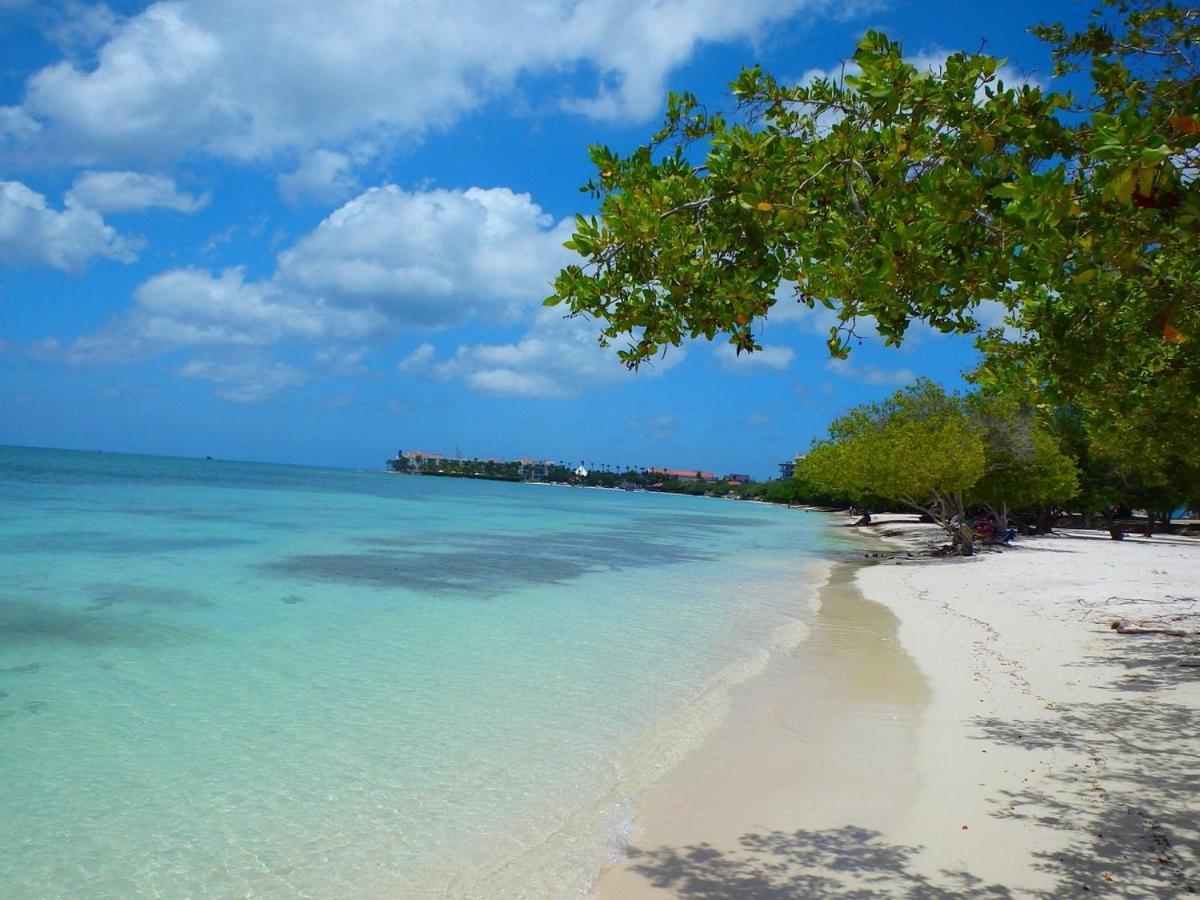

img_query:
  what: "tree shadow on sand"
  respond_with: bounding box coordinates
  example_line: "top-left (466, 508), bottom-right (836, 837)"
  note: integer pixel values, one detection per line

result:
top-left (972, 634), bottom-right (1200, 896)
top-left (623, 824), bottom-right (1013, 898)
top-left (622, 634), bottom-right (1199, 898)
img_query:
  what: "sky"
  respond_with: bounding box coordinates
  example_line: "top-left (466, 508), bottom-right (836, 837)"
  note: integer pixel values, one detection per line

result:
top-left (0, 0), bottom-right (1089, 477)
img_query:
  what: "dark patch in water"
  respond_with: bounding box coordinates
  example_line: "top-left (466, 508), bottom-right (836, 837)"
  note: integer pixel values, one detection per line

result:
top-left (0, 599), bottom-right (189, 647)
top-left (4, 531), bottom-right (253, 555)
top-left (0, 689), bottom-right (8, 699)
top-left (86, 583), bottom-right (213, 611)
top-left (0, 663), bottom-right (42, 675)
top-left (636, 513), bottom-right (774, 534)
top-left (272, 550), bottom-right (594, 594)
top-left (22, 700), bottom-right (46, 714)
top-left (281, 594), bottom-right (306, 605)
top-left (123, 506), bottom-right (244, 523)
top-left (270, 527), bottom-right (712, 596)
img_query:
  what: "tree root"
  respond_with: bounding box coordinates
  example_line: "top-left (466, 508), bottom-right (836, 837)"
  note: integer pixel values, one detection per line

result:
top-left (1109, 619), bottom-right (1190, 637)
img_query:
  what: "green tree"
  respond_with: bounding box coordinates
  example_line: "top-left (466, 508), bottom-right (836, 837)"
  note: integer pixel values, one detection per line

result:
top-left (547, 0), bottom-right (1198, 470)
top-left (967, 396), bottom-right (1079, 533)
top-left (800, 381), bottom-right (986, 554)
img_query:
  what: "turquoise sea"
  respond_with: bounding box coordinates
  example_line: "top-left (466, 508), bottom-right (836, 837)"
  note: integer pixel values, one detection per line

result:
top-left (0, 445), bottom-right (844, 898)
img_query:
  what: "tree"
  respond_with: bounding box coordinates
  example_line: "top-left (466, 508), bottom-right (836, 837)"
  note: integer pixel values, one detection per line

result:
top-left (967, 396), bottom-right (1079, 533)
top-left (547, 0), bottom-right (1198, 468)
top-left (800, 381), bottom-right (986, 554)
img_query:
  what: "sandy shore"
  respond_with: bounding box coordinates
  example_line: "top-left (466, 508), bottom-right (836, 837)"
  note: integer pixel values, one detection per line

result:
top-left (594, 520), bottom-right (1200, 897)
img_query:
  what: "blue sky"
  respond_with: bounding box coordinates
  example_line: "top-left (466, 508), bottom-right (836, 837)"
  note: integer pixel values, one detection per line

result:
top-left (0, 0), bottom-right (1087, 477)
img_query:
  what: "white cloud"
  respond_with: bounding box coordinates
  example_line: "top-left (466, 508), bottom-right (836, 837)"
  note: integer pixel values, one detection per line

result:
top-left (0, 179), bottom-right (135, 272)
top-left (67, 170), bottom-right (209, 214)
top-left (130, 267), bottom-right (381, 347)
top-left (797, 47), bottom-right (1041, 106)
top-left (45, 1), bottom-right (125, 55)
top-left (274, 185), bottom-right (574, 328)
top-left (714, 341), bottom-right (795, 372)
top-left (907, 50), bottom-right (1042, 96)
top-left (313, 345), bottom-right (368, 376)
top-left (42, 183), bottom-right (574, 365)
top-left (0, 105), bottom-right (41, 142)
top-left (404, 309), bottom-right (684, 398)
top-left (178, 355), bottom-right (307, 403)
top-left (7, 0), bottom-right (851, 165)
top-left (824, 357), bottom-right (915, 386)
top-left (277, 149), bottom-right (360, 206)
top-left (627, 412), bottom-right (679, 441)
top-left (397, 342), bottom-right (437, 375)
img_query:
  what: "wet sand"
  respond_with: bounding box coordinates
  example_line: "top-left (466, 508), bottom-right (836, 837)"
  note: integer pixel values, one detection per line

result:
top-left (595, 560), bottom-right (935, 896)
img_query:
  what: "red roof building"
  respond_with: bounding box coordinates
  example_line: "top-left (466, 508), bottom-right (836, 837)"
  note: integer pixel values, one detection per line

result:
top-left (646, 467), bottom-right (715, 483)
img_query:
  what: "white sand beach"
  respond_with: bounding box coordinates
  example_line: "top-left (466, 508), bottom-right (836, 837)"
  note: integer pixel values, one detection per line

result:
top-left (596, 520), bottom-right (1200, 897)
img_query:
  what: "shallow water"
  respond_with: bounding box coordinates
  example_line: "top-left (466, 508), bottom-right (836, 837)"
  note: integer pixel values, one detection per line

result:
top-left (0, 446), bottom-right (843, 898)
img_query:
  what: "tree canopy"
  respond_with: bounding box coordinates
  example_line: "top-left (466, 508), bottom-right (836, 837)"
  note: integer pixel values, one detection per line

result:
top-left (547, 0), bottom-right (1198, 475)
top-left (798, 381), bottom-right (1087, 552)
top-left (801, 380), bottom-right (986, 552)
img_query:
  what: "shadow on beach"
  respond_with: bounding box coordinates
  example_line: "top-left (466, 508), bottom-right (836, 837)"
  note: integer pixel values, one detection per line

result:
top-left (972, 634), bottom-right (1200, 897)
top-left (617, 628), bottom-right (1199, 897)
top-left (621, 824), bottom-right (1012, 898)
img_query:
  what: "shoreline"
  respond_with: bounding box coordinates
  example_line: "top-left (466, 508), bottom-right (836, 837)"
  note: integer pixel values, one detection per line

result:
top-left (592, 518), bottom-right (1200, 896)
top-left (593, 520), bottom-right (923, 896)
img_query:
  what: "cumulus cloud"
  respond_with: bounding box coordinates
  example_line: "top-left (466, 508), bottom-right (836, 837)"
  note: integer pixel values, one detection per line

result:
top-left (627, 412), bottom-right (679, 441)
top-left (6, 0), bottom-right (851, 165)
top-left (67, 170), bottom-right (209, 213)
top-left (824, 357), bottom-right (916, 386)
top-left (44, 1), bottom-right (125, 55)
top-left (274, 185), bottom-right (574, 328)
top-left (0, 106), bottom-right (41, 143)
top-left (0, 178), bottom-right (135, 272)
top-left (43, 184), bottom-right (574, 370)
top-left (397, 342), bottom-right (437, 375)
top-left (129, 267), bottom-right (381, 348)
top-left (402, 309), bottom-right (683, 398)
top-left (277, 149), bottom-right (360, 206)
top-left (177, 355), bottom-right (307, 403)
top-left (714, 341), bottom-right (795, 372)
top-left (313, 345), bottom-right (368, 376)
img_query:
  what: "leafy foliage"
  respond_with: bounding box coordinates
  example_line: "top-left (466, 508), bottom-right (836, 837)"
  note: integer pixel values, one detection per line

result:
top-left (548, 0), bottom-right (1198, 487)
top-left (968, 395), bottom-right (1079, 523)
top-left (800, 381), bottom-right (986, 552)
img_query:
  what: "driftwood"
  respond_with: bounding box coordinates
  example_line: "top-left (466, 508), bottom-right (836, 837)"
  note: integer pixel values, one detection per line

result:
top-left (1110, 619), bottom-right (1190, 638)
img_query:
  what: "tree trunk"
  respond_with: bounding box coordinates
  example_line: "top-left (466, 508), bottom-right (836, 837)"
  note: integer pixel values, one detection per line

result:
top-left (1143, 511), bottom-right (1155, 537)
top-left (984, 504), bottom-right (1008, 536)
top-left (1103, 507), bottom-right (1125, 540)
top-left (1035, 506), bottom-right (1055, 534)
top-left (954, 523), bottom-right (976, 556)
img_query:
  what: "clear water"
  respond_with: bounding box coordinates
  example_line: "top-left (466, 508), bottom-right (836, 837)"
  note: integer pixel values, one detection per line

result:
top-left (0, 445), bottom-right (843, 898)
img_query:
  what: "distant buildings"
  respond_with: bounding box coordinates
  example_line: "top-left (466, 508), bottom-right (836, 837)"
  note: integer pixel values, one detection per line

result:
top-left (778, 459), bottom-right (796, 479)
top-left (646, 467), bottom-right (716, 483)
top-left (389, 449), bottom-right (759, 486)
top-left (516, 459), bottom-right (554, 481)
top-left (391, 450), bottom-right (445, 473)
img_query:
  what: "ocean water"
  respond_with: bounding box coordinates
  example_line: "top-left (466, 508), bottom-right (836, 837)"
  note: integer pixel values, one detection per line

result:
top-left (0, 445), bottom-right (844, 898)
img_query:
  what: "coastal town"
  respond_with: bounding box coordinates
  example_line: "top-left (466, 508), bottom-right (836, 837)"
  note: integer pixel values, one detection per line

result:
top-left (386, 448), bottom-right (767, 492)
